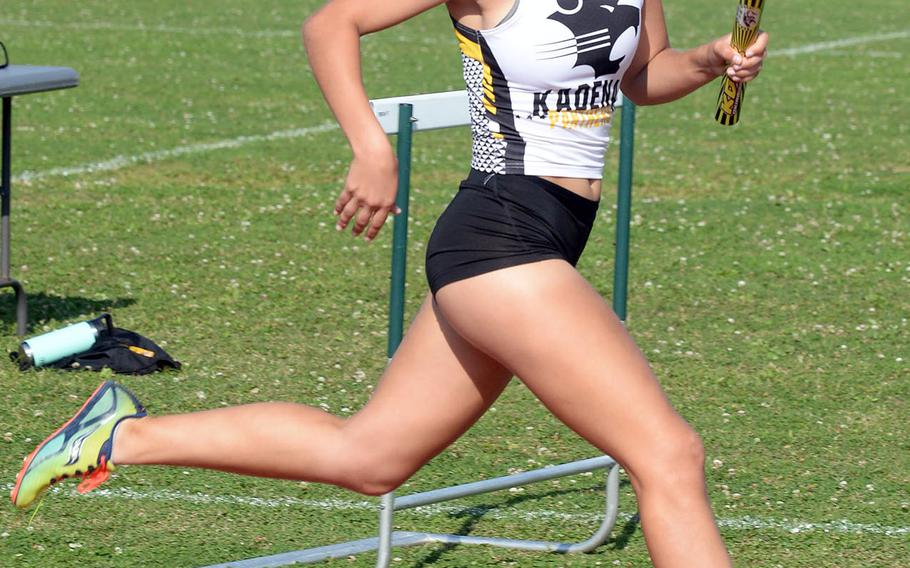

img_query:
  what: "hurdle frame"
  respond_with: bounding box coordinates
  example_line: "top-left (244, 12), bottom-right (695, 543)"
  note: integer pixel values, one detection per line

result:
top-left (205, 90), bottom-right (636, 568)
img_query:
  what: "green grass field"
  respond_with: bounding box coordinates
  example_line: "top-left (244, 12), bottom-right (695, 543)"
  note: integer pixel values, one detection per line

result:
top-left (1, 1), bottom-right (908, 566)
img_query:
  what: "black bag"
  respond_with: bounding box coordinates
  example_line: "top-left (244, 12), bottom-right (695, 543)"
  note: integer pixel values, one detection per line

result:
top-left (12, 327), bottom-right (181, 375)
top-left (51, 327), bottom-right (181, 374)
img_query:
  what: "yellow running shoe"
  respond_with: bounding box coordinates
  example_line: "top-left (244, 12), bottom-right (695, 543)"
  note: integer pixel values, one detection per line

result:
top-left (11, 381), bottom-right (146, 509)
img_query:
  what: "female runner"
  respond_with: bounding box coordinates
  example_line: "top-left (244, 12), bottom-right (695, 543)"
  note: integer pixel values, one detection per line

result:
top-left (12, 1), bottom-right (767, 566)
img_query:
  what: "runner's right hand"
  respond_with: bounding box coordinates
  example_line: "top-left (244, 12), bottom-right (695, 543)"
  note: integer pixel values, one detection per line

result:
top-left (334, 145), bottom-right (400, 241)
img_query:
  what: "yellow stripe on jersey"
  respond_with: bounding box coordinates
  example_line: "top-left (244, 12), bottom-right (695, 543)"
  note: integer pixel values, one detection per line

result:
top-left (455, 28), bottom-right (497, 116)
top-left (454, 28), bottom-right (482, 62)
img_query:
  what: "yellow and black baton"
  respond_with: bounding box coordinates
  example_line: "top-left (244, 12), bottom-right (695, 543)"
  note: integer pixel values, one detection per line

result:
top-left (715, 0), bottom-right (765, 126)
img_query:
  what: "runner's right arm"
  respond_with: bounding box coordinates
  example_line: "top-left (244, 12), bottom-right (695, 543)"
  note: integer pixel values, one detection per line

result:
top-left (303, 0), bottom-right (448, 241)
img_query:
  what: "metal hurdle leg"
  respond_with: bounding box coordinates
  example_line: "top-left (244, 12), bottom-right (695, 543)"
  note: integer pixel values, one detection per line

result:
top-left (205, 92), bottom-right (636, 568)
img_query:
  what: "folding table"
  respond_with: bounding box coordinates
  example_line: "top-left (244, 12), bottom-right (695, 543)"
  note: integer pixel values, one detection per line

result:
top-left (0, 64), bottom-right (80, 335)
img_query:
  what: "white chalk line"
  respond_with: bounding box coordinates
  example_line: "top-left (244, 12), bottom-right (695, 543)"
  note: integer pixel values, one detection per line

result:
top-left (10, 27), bottom-right (909, 185)
top-left (4, 483), bottom-right (907, 537)
top-left (5, 17), bottom-right (907, 50)
top-left (0, 17), bottom-right (438, 46)
top-left (0, 19), bottom-right (298, 39)
top-left (12, 123), bottom-right (338, 184)
top-left (822, 50), bottom-right (905, 59)
top-left (770, 29), bottom-right (910, 57)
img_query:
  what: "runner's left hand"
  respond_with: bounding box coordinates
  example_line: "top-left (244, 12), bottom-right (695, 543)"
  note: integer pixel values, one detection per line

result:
top-left (710, 30), bottom-right (769, 83)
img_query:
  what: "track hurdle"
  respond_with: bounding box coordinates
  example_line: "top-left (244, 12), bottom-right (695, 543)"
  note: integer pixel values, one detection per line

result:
top-left (206, 90), bottom-right (636, 568)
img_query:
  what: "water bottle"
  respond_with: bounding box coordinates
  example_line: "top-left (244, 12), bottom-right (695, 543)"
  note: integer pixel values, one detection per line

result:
top-left (18, 314), bottom-right (113, 368)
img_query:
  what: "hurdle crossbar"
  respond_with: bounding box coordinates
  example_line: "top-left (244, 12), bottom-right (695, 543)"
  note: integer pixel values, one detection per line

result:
top-left (205, 90), bottom-right (636, 568)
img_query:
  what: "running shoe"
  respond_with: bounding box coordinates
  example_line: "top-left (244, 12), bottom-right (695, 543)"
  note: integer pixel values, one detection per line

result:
top-left (11, 380), bottom-right (146, 509)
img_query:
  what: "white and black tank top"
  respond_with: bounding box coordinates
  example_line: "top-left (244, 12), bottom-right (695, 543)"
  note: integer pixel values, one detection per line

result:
top-left (452, 0), bottom-right (643, 179)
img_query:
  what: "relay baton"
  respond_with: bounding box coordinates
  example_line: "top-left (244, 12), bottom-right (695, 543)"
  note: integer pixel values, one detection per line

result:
top-left (715, 0), bottom-right (765, 126)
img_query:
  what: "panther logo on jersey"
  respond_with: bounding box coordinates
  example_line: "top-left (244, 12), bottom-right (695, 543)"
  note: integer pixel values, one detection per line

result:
top-left (542, 0), bottom-right (641, 78)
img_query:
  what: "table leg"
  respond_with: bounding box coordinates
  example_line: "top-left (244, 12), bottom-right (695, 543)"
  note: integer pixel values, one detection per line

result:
top-left (1, 96), bottom-right (28, 336)
top-left (2, 96), bottom-right (11, 278)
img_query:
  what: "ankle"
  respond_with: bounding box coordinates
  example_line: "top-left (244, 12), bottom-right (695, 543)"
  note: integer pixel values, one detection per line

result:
top-left (111, 415), bottom-right (145, 465)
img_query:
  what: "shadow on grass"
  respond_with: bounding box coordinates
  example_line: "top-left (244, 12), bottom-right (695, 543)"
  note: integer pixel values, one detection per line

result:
top-left (410, 478), bottom-right (637, 567)
top-left (0, 291), bottom-right (135, 334)
top-left (608, 511), bottom-right (641, 551)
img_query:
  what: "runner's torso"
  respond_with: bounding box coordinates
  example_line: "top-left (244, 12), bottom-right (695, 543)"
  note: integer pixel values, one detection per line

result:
top-left (448, 0), bottom-right (643, 189)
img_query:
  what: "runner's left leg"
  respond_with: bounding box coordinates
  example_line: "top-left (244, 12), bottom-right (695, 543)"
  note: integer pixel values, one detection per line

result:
top-left (111, 294), bottom-right (512, 495)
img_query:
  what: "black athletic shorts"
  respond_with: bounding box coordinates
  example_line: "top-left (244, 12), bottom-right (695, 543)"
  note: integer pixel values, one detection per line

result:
top-left (425, 169), bottom-right (599, 295)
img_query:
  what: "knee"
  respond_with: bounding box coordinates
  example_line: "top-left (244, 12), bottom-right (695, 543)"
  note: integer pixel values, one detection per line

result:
top-left (335, 451), bottom-right (415, 497)
top-left (671, 427), bottom-right (707, 471)
top-left (343, 471), bottom-right (407, 497)
top-left (629, 425), bottom-right (707, 491)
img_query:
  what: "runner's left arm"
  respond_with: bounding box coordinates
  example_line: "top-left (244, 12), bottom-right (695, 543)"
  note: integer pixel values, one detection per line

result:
top-left (621, 0), bottom-right (768, 106)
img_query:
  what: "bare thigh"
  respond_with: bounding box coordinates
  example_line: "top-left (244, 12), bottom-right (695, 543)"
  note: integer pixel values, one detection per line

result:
top-left (338, 293), bottom-right (512, 487)
top-left (434, 260), bottom-right (694, 477)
